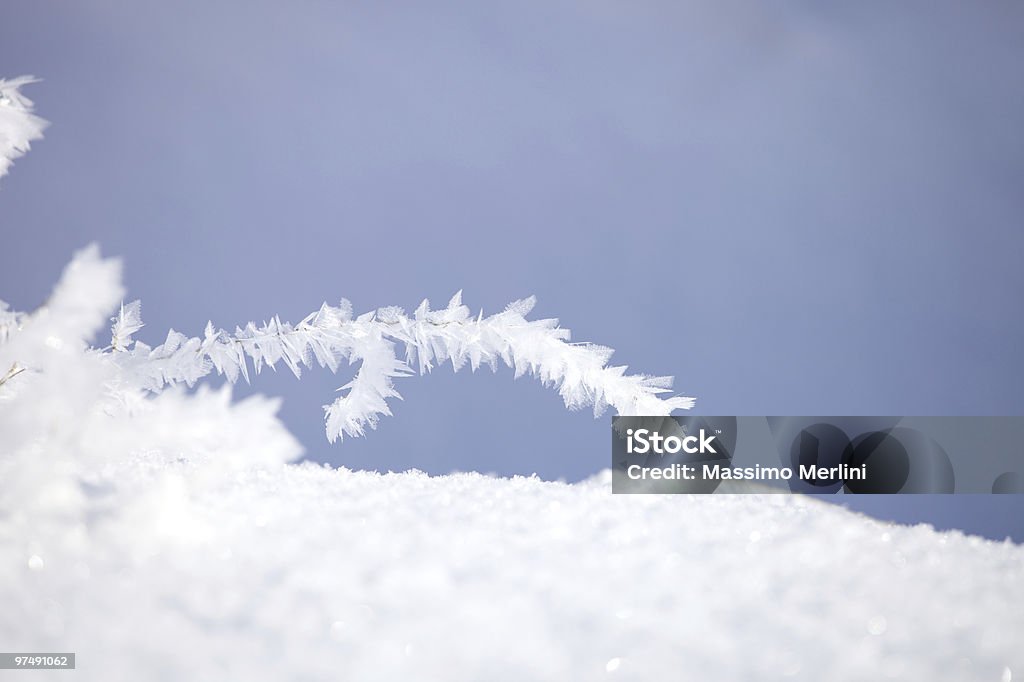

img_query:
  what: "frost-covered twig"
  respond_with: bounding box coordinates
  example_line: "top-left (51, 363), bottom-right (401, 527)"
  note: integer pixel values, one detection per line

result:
top-left (2, 247), bottom-right (695, 444)
top-left (0, 76), bottom-right (48, 180)
top-left (0, 362), bottom-right (26, 388)
top-left (108, 291), bottom-right (695, 442)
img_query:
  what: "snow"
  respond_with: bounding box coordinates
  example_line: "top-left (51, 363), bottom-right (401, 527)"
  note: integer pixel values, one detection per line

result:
top-left (2, 446), bottom-right (1022, 681)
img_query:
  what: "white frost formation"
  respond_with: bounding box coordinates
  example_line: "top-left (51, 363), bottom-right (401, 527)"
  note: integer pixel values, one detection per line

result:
top-left (0, 76), bottom-right (47, 180)
top-left (2, 246), bottom-right (694, 444)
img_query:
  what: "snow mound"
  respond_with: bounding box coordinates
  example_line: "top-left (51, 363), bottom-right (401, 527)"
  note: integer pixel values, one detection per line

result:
top-left (2, 454), bottom-right (1021, 681)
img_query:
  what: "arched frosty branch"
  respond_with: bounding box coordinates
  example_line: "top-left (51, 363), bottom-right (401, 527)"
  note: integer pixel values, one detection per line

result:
top-left (107, 291), bottom-right (695, 442)
top-left (0, 76), bottom-right (48, 181)
top-left (3, 247), bottom-right (695, 443)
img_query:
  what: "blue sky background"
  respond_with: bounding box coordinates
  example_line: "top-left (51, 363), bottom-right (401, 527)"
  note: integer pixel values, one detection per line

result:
top-left (2, 1), bottom-right (1022, 539)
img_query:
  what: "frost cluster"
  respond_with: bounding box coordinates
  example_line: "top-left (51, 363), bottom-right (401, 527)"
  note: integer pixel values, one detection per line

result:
top-left (0, 77), bottom-right (47, 180)
top-left (4, 246), bottom-right (694, 445)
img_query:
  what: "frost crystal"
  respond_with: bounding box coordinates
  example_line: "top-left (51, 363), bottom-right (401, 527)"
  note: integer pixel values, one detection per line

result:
top-left (1, 246), bottom-right (695, 444)
top-left (0, 76), bottom-right (47, 180)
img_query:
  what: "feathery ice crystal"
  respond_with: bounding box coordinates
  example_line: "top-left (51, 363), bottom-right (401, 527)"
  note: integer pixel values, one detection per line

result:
top-left (0, 76), bottom-right (47, 180)
top-left (2, 246), bottom-right (695, 444)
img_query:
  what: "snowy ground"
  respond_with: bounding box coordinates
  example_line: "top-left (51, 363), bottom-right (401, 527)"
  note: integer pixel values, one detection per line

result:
top-left (3, 454), bottom-right (1021, 681)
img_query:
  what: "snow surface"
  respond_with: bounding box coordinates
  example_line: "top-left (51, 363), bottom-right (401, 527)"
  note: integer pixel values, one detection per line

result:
top-left (2, 451), bottom-right (1022, 681)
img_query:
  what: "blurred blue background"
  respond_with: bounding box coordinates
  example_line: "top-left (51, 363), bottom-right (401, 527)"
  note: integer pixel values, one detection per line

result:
top-left (2, 1), bottom-right (1022, 539)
